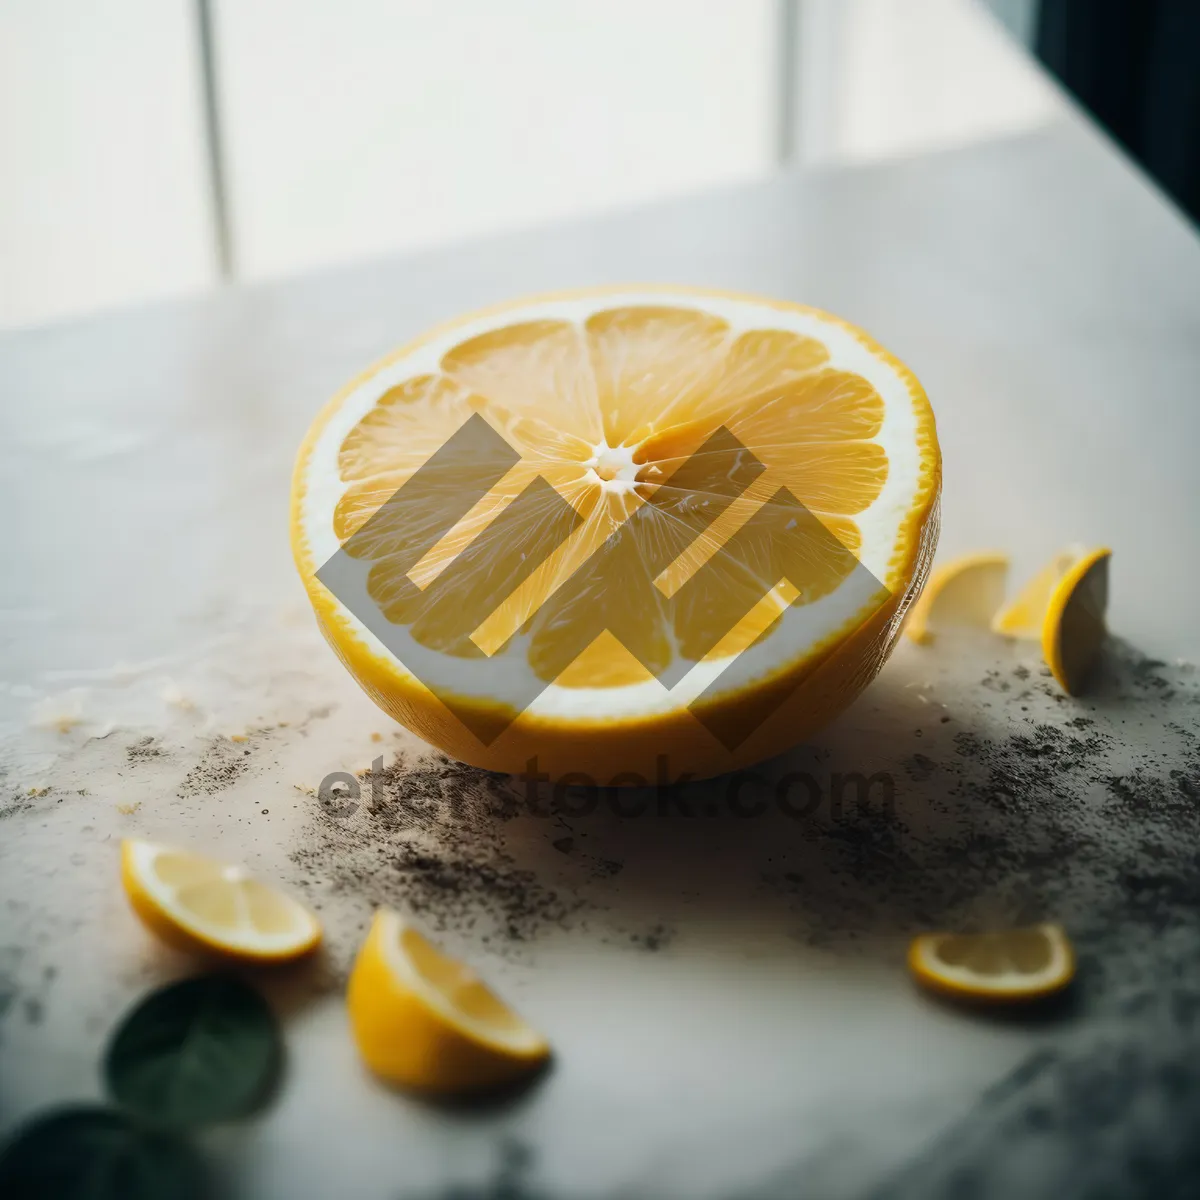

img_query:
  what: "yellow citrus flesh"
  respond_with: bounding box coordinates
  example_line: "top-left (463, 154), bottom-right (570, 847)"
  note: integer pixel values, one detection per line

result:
top-left (905, 551), bottom-right (1009, 645)
top-left (292, 286), bottom-right (941, 780)
top-left (992, 547), bottom-right (1085, 638)
top-left (120, 839), bottom-right (321, 963)
top-left (347, 909), bottom-right (550, 1095)
top-left (908, 923), bottom-right (1075, 1002)
top-left (1042, 547), bottom-right (1110, 695)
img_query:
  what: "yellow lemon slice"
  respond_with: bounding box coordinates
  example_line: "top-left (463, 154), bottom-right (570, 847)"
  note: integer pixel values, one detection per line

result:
top-left (291, 286), bottom-right (941, 781)
top-left (908, 923), bottom-right (1075, 1002)
top-left (347, 909), bottom-right (550, 1095)
top-left (904, 551), bottom-right (1009, 644)
top-left (120, 838), bottom-right (322, 963)
top-left (1042, 547), bottom-right (1110, 695)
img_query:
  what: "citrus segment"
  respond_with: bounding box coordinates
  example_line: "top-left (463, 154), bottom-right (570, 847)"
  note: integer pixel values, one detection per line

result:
top-left (442, 319), bottom-right (603, 449)
top-left (585, 306), bottom-right (730, 446)
top-left (905, 551), bottom-right (1009, 644)
top-left (696, 327), bottom-right (831, 421)
top-left (120, 839), bottom-right (321, 963)
top-left (347, 909), bottom-right (550, 1094)
top-left (292, 287), bottom-right (941, 780)
top-left (908, 923), bottom-right (1075, 1002)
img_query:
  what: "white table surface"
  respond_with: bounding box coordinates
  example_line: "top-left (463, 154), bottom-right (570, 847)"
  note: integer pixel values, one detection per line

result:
top-left (2, 110), bottom-right (1200, 1200)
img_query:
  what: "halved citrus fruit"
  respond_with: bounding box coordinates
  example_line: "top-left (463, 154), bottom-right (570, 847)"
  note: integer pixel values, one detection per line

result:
top-left (121, 839), bottom-right (322, 962)
top-left (908, 923), bottom-right (1075, 1002)
top-left (291, 287), bottom-right (940, 780)
top-left (347, 909), bottom-right (550, 1094)
top-left (904, 551), bottom-right (1009, 644)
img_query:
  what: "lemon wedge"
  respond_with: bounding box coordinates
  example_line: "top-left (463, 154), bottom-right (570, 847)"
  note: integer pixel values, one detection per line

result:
top-left (120, 838), bottom-right (322, 963)
top-left (1041, 548), bottom-right (1110, 695)
top-left (905, 551), bottom-right (1009, 644)
top-left (346, 909), bottom-right (550, 1095)
top-left (908, 922), bottom-right (1075, 1002)
top-left (993, 546), bottom-right (1110, 693)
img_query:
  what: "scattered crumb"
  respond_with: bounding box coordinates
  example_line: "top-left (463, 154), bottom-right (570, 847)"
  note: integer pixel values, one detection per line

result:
top-left (177, 737), bottom-right (253, 797)
top-left (370, 732), bottom-right (383, 743)
top-left (126, 736), bottom-right (164, 763)
top-left (292, 752), bottom-right (589, 949)
top-left (293, 783), bottom-right (316, 796)
top-left (629, 923), bottom-right (674, 952)
top-left (116, 802), bottom-right (141, 815)
top-left (228, 733), bottom-right (249, 743)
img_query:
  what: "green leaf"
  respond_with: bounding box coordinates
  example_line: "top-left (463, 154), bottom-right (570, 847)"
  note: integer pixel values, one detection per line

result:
top-left (104, 975), bottom-right (283, 1128)
top-left (0, 1105), bottom-right (206, 1200)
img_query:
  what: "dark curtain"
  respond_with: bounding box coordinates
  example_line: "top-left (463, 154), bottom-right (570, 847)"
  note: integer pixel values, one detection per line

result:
top-left (1038, 0), bottom-right (1200, 224)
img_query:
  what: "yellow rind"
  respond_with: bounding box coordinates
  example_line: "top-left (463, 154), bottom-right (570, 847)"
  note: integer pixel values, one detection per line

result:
top-left (907, 923), bottom-right (1075, 1003)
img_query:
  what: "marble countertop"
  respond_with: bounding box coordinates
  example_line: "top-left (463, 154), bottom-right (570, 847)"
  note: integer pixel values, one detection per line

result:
top-left (2, 111), bottom-right (1200, 1199)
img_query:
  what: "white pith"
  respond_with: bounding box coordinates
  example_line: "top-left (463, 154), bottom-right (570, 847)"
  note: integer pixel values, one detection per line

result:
top-left (298, 288), bottom-right (926, 720)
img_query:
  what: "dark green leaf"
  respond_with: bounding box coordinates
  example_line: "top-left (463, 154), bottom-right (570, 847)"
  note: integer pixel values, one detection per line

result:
top-left (0, 1105), bottom-right (206, 1200)
top-left (104, 975), bottom-right (282, 1128)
